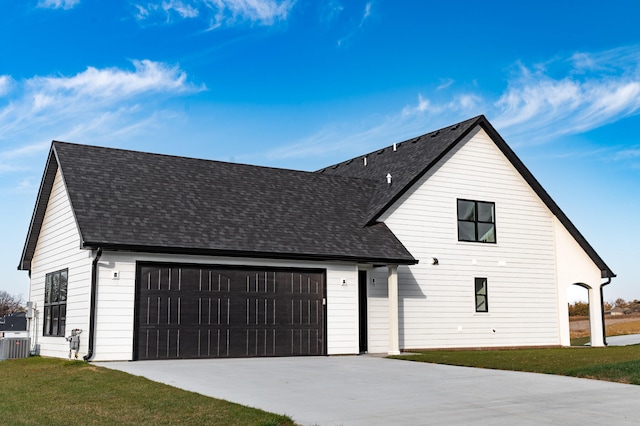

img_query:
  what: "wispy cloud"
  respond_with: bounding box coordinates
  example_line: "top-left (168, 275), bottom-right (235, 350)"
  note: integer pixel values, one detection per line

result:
top-left (436, 78), bottom-right (454, 91)
top-left (262, 45), bottom-right (640, 167)
top-left (614, 148), bottom-right (640, 160)
top-left (401, 93), bottom-right (482, 118)
top-left (132, 0), bottom-right (295, 28)
top-left (337, 1), bottom-right (373, 47)
top-left (0, 75), bottom-right (13, 96)
top-left (320, 0), bottom-right (343, 23)
top-left (493, 59), bottom-right (640, 142)
top-left (0, 60), bottom-right (202, 176)
top-left (417, 46), bottom-right (640, 144)
top-left (37, 0), bottom-right (80, 10)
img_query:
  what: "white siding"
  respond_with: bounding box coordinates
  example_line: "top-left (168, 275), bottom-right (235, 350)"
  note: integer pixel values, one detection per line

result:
top-left (372, 128), bottom-right (562, 350)
top-left (92, 252), bottom-right (360, 361)
top-left (553, 217), bottom-right (602, 346)
top-left (29, 168), bottom-right (93, 359)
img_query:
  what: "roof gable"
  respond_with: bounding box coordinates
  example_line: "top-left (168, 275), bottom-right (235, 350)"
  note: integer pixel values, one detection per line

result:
top-left (319, 115), bottom-right (614, 278)
top-left (18, 150), bottom-right (59, 271)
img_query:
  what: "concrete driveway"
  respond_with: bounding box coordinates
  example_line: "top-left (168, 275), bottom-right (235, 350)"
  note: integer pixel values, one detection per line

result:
top-left (98, 355), bottom-right (640, 425)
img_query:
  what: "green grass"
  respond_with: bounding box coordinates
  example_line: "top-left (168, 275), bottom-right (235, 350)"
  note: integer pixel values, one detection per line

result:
top-left (391, 345), bottom-right (640, 385)
top-left (0, 357), bottom-right (294, 426)
top-left (570, 336), bottom-right (591, 346)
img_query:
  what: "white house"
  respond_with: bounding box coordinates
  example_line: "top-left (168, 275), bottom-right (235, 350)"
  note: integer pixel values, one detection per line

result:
top-left (19, 115), bottom-right (614, 361)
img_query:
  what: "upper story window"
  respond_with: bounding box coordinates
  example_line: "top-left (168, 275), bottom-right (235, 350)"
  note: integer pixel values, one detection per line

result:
top-left (43, 268), bottom-right (68, 337)
top-left (457, 199), bottom-right (496, 243)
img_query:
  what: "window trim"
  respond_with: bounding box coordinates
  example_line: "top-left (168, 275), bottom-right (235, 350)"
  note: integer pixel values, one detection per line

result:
top-left (457, 199), bottom-right (496, 244)
top-left (43, 268), bottom-right (68, 337)
top-left (474, 277), bottom-right (488, 313)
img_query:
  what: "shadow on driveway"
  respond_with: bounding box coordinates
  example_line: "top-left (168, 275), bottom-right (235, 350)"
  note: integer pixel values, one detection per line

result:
top-left (98, 356), bottom-right (640, 425)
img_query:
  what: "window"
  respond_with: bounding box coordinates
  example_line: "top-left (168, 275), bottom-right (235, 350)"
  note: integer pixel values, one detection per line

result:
top-left (43, 269), bottom-right (68, 336)
top-left (457, 199), bottom-right (496, 243)
top-left (475, 277), bottom-right (488, 313)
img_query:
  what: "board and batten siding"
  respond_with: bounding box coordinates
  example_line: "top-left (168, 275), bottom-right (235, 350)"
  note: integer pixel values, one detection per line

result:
top-left (91, 251), bottom-right (360, 361)
top-left (29, 168), bottom-right (93, 359)
top-left (369, 128), bottom-right (562, 351)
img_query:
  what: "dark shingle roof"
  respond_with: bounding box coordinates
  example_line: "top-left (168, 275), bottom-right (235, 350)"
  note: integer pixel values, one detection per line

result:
top-left (19, 115), bottom-right (614, 279)
top-left (318, 115), bottom-right (483, 224)
top-left (18, 142), bottom-right (415, 270)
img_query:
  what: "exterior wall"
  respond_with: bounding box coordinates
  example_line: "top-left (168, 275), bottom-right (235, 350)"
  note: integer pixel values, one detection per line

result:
top-left (365, 268), bottom-right (390, 353)
top-left (92, 251), bottom-right (360, 361)
top-left (29, 168), bottom-right (93, 359)
top-left (553, 217), bottom-right (602, 346)
top-left (371, 128), bottom-right (563, 350)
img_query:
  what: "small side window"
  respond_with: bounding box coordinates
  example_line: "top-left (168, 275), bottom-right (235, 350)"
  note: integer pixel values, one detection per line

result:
top-left (475, 277), bottom-right (488, 313)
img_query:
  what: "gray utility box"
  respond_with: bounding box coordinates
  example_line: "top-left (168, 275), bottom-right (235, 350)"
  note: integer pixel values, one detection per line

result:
top-left (0, 337), bottom-right (31, 360)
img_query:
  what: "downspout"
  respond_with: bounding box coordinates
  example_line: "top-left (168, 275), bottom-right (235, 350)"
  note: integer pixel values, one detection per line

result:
top-left (83, 247), bottom-right (102, 361)
top-left (600, 277), bottom-right (612, 347)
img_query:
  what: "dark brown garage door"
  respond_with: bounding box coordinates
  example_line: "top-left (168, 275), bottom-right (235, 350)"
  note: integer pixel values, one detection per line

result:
top-left (134, 263), bottom-right (326, 360)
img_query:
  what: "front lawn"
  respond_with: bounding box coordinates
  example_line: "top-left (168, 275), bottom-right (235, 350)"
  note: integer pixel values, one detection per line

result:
top-left (0, 357), bottom-right (294, 426)
top-left (391, 345), bottom-right (640, 385)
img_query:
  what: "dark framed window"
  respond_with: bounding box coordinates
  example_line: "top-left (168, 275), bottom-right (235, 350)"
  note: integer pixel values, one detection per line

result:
top-left (457, 199), bottom-right (496, 243)
top-left (475, 277), bottom-right (488, 313)
top-left (43, 269), bottom-right (68, 336)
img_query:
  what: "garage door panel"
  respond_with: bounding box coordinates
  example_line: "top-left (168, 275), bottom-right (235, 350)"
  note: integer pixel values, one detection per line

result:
top-left (135, 264), bottom-right (325, 360)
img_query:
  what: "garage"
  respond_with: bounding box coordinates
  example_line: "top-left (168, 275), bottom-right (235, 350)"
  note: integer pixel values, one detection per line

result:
top-left (134, 263), bottom-right (326, 360)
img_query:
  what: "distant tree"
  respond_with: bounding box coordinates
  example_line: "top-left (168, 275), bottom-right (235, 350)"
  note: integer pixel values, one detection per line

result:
top-left (603, 301), bottom-right (613, 312)
top-left (0, 291), bottom-right (23, 317)
top-left (614, 298), bottom-right (628, 308)
top-left (568, 301), bottom-right (589, 316)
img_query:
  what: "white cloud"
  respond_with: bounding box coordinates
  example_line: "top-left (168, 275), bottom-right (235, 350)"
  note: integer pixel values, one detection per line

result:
top-left (30, 60), bottom-right (195, 100)
top-left (402, 94), bottom-right (432, 117)
top-left (0, 60), bottom-right (202, 175)
top-left (133, 0), bottom-right (295, 27)
top-left (320, 0), bottom-right (343, 23)
top-left (337, 2), bottom-right (374, 47)
top-left (614, 148), bottom-right (640, 160)
top-left (361, 2), bottom-right (372, 23)
top-left (263, 45), bottom-right (640, 167)
top-left (37, 0), bottom-right (80, 10)
top-left (0, 75), bottom-right (13, 96)
top-left (493, 58), bottom-right (640, 141)
top-left (436, 78), bottom-right (454, 91)
top-left (165, 0), bottom-right (199, 18)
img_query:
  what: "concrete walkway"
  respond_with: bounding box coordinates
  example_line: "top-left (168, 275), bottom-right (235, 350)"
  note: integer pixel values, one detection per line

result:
top-left (98, 355), bottom-right (640, 425)
top-left (606, 333), bottom-right (640, 346)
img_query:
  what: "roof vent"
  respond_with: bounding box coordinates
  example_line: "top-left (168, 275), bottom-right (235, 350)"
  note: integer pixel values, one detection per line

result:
top-left (431, 130), bottom-right (440, 138)
top-left (393, 143), bottom-right (397, 151)
top-left (450, 124), bottom-right (460, 131)
top-left (386, 173), bottom-right (392, 185)
top-left (377, 149), bottom-right (385, 155)
top-left (363, 156), bottom-right (368, 166)
top-left (412, 137), bottom-right (419, 144)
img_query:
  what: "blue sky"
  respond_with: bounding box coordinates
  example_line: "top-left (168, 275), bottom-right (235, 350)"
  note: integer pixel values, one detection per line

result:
top-left (1, 0), bottom-right (639, 304)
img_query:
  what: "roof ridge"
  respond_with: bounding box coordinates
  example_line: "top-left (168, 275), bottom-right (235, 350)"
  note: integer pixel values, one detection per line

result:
top-left (317, 115), bottom-right (485, 173)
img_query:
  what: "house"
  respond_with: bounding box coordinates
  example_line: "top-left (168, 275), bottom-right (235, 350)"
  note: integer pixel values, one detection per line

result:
top-left (0, 312), bottom-right (27, 332)
top-left (609, 306), bottom-right (629, 316)
top-left (18, 115), bottom-right (615, 361)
